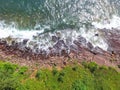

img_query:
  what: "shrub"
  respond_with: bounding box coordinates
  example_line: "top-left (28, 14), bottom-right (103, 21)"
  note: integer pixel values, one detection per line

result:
top-left (81, 61), bottom-right (88, 68)
top-left (57, 71), bottom-right (65, 83)
top-left (52, 68), bottom-right (58, 76)
top-left (82, 62), bottom-right (98, 73)
top-left (0, 78), bottom-right (19, 90)
top-left (72, 80), bottom-right (87, 90)
top-left (35, 70), bottom-right (41, 79)
top-left (0, 63), bottom-right (19, 90)
top-left (2, 63), bottom-right (17, 74)
top-left (72, 66), bottom-right (78, 71)
top-left (99, 66), bottom-right (108, 70)
top-left (59, 72), bottom-right (65, 77)
top-left (18, 66), bottom-right (28, 75)
top-left (87, 62), bottom-right (99, 73)
top-left (118, 65), bottom-right (120, 68)
top-left (57, 75), bottom-right (63, 83)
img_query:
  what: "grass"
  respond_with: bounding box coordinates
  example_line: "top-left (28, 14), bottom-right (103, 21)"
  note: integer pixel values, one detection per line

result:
top-left (0, 60), bottom-right (120, 90)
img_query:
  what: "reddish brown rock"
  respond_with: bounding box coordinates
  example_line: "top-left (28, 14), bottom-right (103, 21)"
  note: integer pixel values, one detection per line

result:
top-left (101, 28), bottom-right (120, 55)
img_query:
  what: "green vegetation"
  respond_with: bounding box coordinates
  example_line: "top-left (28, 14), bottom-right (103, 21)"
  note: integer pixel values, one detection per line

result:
top-left (0, 61), bottom-right (120, 90)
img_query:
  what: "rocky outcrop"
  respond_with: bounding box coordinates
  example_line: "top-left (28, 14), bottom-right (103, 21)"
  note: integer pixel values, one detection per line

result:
top-left (101, 28), bottom-right (120, 55)
top-left (0, 29), bottom-right (120, 68)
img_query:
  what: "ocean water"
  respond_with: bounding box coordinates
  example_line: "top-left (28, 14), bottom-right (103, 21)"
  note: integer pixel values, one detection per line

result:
top-left (0, 0), bottom-right (120, 51)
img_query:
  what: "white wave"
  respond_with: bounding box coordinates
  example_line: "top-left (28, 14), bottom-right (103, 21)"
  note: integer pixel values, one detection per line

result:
top-left (80, 28), bottom-right (108, 51)
top-left (92, 15), bottom-right (120, 29)
top-left (0, 20), bottom-right (108, 51)
top-left (0, 21), bottom-right (44, 40)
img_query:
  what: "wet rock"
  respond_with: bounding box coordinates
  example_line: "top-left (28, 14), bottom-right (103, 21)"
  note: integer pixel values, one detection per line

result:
top-left (92, 46), bottom-right (105, 55)
top-left (0, 40), bottom-right (7, 45)
top-left (17, 42), bottom-right (25, 51)
top-left (35, 48), bottom-right (40, 54)
top-left (61, 48), bottom-right (69, 57)
top-left (48, 47), bottom-right (56, 56)
top-left (70, 44), bottom-right (79, 53)
top-left (53, 40), bottom-right (67, 49)
top-left (65, 37), bottom-right (72, 45)
top-left (23, 39), bottom-right (29, 45)
top-left (73, 36), bottom-right (88, 50)
top-left (87, 42), bottom-right (94, 50)
top-left (73, 40), bottom-right (84, 51)
top-left (13, 42), bottom-right (19, 49)
top-left (52, 40), bottom-right (68, 56)
top-left (77, 36), bottom-right (87, 46)
top-left (101, 28), bottom-right (120, 55)
top-left (95, 33), bottom-right (99, 36)
top-left (41, 50), bottom-right (47, 58)
top-left (52, 36), bottom-right (59, 42)
top-left (73, 40), bottom-right (81, 47)
top-left (11, 40), bottom-right (16, 46)
top-left (55, 31), bottom-right (61, 38)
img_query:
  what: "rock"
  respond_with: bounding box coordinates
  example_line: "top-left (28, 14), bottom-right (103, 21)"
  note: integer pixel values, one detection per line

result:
top-left (61, 48), bottom-right (69, 57)
top-left (73, 40), bottom-right (84, 51)
top-left (48, 47), bottom-right (56, 56)
top-left (92, 46), bottom-right (105, 55)
top-left (63, 61), bottom-right (67, 65)
top-left (14, 42), bottom-right (19, 49)
top-left (35, 48), bottom-right (40, 54)
top-left (101, 28), bottom-right (120, 55)
top-left (53, 40), bottom-right (67, 49)
top-left (95, 33), bottom-right (99, 36)
top-left (87, 42), bottom-right (94, 50)
top-left (56, 31), bottom-right (61, 38)
top-left (11, 40), bottom-right (16, 46)
top-left (22, 39), bottom-right (29, 45)
top-left (0, 40), bottom-right (7, 45)
top-left (53, 40), bottom-right (68, 56)
top-left (65, 37), bottom-right (72, 45)
top-left (73, 40), bottom-right (81, 47)
top-left (77, 36), bottom-right (87, 46)
top-left (17, 42), bottom-right (25, 51)
top-left (52, 36), bottom-right (59, 42)
top-left (70, 44), bottom-right (79, 53)
top-left (73, 36), bottom-right (88, 50)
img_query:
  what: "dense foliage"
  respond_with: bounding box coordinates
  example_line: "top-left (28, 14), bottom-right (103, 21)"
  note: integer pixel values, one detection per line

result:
top-left (0, 61), bottom-right (120, 90)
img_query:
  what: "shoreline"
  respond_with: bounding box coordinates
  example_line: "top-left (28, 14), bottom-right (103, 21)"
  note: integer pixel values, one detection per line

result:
top-left (0, 44), bottom-right (119, 71)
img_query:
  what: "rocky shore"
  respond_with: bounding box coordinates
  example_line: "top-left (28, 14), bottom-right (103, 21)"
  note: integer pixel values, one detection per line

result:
top-left (0, 28), bottom-right (120, 69)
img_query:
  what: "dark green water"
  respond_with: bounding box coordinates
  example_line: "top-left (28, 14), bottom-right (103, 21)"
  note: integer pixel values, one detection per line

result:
top-left (0, 0), bottom-right (46, 29)
top-left (0, 0), bottom-right (119, 30)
